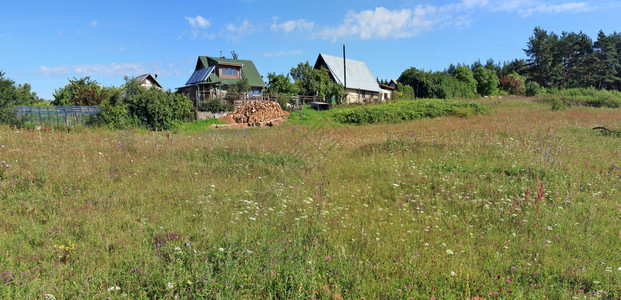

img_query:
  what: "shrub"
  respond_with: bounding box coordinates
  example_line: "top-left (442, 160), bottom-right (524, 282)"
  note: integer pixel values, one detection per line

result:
top-left (330, 100), bottom-right (489, 124)
top-left (474, 67), bottom-right (499, 96)
top-left (499, 74), bottom-right (525, 95)
top-left (100, 77), bottom-right (193, 130)
top-left (539, 87), bottom-right (621, 108)
top-left (198, 99), bottom-right (233, 113)
top-left (525, 81), bottom-right (542, 96)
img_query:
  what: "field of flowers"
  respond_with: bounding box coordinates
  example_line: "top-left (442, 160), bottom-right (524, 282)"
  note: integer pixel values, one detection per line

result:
top-left (0, 98), bottom-right (619, 299)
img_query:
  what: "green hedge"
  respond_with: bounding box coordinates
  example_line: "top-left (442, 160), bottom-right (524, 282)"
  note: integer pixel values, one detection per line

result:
top-left (331, 100), bottom-right (489, 124)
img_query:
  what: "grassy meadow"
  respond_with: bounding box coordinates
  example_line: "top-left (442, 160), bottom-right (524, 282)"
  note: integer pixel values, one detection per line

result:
top-left (0, 98), bottom-right (620, 299)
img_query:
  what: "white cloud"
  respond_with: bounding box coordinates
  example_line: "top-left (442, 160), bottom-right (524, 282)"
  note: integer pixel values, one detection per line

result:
top-left (185, 15), bottom-right (211, 29)
top-left (260, 49), bottom-right (302, 57)
top-left (271, 19), bottom-right (315, 33)
top-left (185, 16), bottom-right (211, 39)
top-left (320, 1), bottom-right (594, 41)
top-left (517, 2), bottom-right (591, 16)
top-left (226, 19), bottom-right (254, 41)
top-left (36, 62), bottom-right (184, 79)
top-left (322, 6), bottom-right (444, 41)
top-left (37, 62), bottom-right (148, 77)
top-left (90, 20), bottom-right (98, 27)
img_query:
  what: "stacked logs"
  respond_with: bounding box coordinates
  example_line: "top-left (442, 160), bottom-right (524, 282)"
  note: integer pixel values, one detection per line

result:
top-left (230, 101), bottom-right (286, 125)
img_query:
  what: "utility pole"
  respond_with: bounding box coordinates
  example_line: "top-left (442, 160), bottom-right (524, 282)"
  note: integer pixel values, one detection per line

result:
top-left (343, 44), bottom-right (347, 91)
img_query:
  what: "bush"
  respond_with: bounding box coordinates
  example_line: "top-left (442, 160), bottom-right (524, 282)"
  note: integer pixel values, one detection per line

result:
top-left (100, 77), bottom-right (193, 130)
top-left (398, 68), bottom-right (478, 99)
top-left (331, 99), bottom-right (489, 124)
top-left (499, 74), bottom-right (525, 95)
top-left (198, 99), bottom-right (233, 113)
top-left (474, 67), bottom-right (499, 96)
top-left (525, 81), bottom-right (542, 96)
top-left (539, 87), bottom-right (621, 108)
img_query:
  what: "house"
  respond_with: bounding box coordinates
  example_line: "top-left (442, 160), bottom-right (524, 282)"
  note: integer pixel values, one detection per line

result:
top-left (379, 83), bottom-right (395, 101)
top-left (313, 53), bottom-right (381, 104)
top-left (135, 73), bottom-right (163, 90)
top-left (388, 79), bottom-right (398, 89)
top-left (177, 56), bottom-right (265, 109)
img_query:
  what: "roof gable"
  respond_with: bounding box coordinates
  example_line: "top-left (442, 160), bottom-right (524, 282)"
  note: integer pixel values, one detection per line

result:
top-left (135, 73), bottom-right (163, 89)
top-left (189, 56), bottom-right (264, 88)
top-left (314, 53), bottom-right (381, 93)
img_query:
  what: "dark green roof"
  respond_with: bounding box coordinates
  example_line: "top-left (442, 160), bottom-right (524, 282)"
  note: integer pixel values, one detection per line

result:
top-left (194, 56), bottom-right (264, 88)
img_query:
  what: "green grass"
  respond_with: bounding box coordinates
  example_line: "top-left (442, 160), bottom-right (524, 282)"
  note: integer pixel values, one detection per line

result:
top-left (540, 87), bottom-right (621, 108)
top-left (175, 118), bottom-right (226, 133)
top-left (0, 97), bottom-right (619, 299)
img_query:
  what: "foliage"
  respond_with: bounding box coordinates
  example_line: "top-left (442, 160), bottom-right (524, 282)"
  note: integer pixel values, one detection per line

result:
top-left (0, 71), bottom-right (42, 124)
top-left (473, 67), bottom-right (499, 96)
top-left (539, 87), bottom-right (621, 108)
top-left (398, 68), bottom-right (478, 99)
top-left (100, 77), bottom-right (193, 130)
top-left (499, 72), bottom-right (526, 95)
top-left (198, 99), bottom-right (233, 113)
top-left (52, 76), bottom-right (111, 106)
top-left (452, 66), bottom-right (477, 95)
top-left (525, 27), bottom-right (621, 90)
top-left (331, 99), bottom-right (489, 124)
top-left (265, 73), bottom-right (299, 95)
top-left (525, 80), bottom-right (543, 96)
top-left (226, 78), bottom-right (250, 94)
top-left (290, 61), bottom-right (346, 102)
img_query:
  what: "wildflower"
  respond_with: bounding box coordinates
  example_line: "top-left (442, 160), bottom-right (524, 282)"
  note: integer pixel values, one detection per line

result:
top-left (446, 249), bottom-right (454, 255)
top-left (44, 294), bottom-right (57, 300)
top-left (107, 286), bottom-right (121, 292)
top-left (218, 247), bottom-right (224, 252)
top-left (450, 271), bottom-right (457, 277)
top-left (174, 247), bottom-right (182, 255)
top-left (167, 282), bottom-right (174, 289)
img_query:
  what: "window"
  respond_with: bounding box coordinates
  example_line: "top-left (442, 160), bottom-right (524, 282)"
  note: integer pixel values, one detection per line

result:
top-left (232, 69), bottom-right (237, 77)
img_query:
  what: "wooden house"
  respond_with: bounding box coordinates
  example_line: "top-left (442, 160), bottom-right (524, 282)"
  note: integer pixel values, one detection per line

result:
top-left (177, 56), bottom-right (264, 109)
top-left (313, 53), bottom-right (381, 104)
top-left (135, 73), bottom-right (163, 90)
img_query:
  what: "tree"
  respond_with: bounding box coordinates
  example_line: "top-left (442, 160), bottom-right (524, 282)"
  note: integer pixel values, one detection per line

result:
top-left (227, 78), bottom-right (250, 93)
top-left (593, 30), bottom-right (621, 90)
top-left (289, 61), bottom-right (345, 102)
top-left (499, 73), bottom-right (525, 95)
top-left (0, 71), bottom-right (42, 124)
top-left (524, 27), bottom-right (562, 88)
top-left (453, 66), bottom-right (477, 95)
top-left (52, 76), bottom-right (110, 106)
top-left (100, 76), bottom-right (192, 130)
top-left (265, 73), bottom-right (299, 95)
top-left (474, 67), bottom-right (499, 96)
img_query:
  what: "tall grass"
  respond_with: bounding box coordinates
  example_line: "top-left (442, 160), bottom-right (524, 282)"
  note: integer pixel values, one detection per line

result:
top-left (0, 98), bottom-right (619, 298)
top-left (539, 87), bottom-right (621, 108)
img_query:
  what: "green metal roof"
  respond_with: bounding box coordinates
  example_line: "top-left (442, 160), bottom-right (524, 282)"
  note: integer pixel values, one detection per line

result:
top-left (192, 56), bottom-right (264, 88)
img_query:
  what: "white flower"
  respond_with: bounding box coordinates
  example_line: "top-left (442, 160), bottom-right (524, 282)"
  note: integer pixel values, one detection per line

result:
top-left (450, 271), bottom-right (457, 277)
top-left (218, 247), bottom-right (224, 252)
top-left (167, 282), bottom-right (174, 289)
top-left (44, 294), bottom-right (57, 300)
top-left (108, 286), bottom-right (121, 292)
top-left (446, 249), bottom-right (454, 255)
top-left (174, 246), bottom-right (182, 255)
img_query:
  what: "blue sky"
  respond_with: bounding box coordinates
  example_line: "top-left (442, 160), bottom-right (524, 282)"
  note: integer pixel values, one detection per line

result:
top-left (1, 0), bottom-right (619, 100)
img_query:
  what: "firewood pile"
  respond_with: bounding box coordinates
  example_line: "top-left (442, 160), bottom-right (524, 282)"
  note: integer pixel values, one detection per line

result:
top-left (230, 101), bottom-right (286, 125)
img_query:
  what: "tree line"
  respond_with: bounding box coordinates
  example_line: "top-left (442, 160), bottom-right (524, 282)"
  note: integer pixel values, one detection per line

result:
top-left (394, 27), bottom-right (621, 99)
